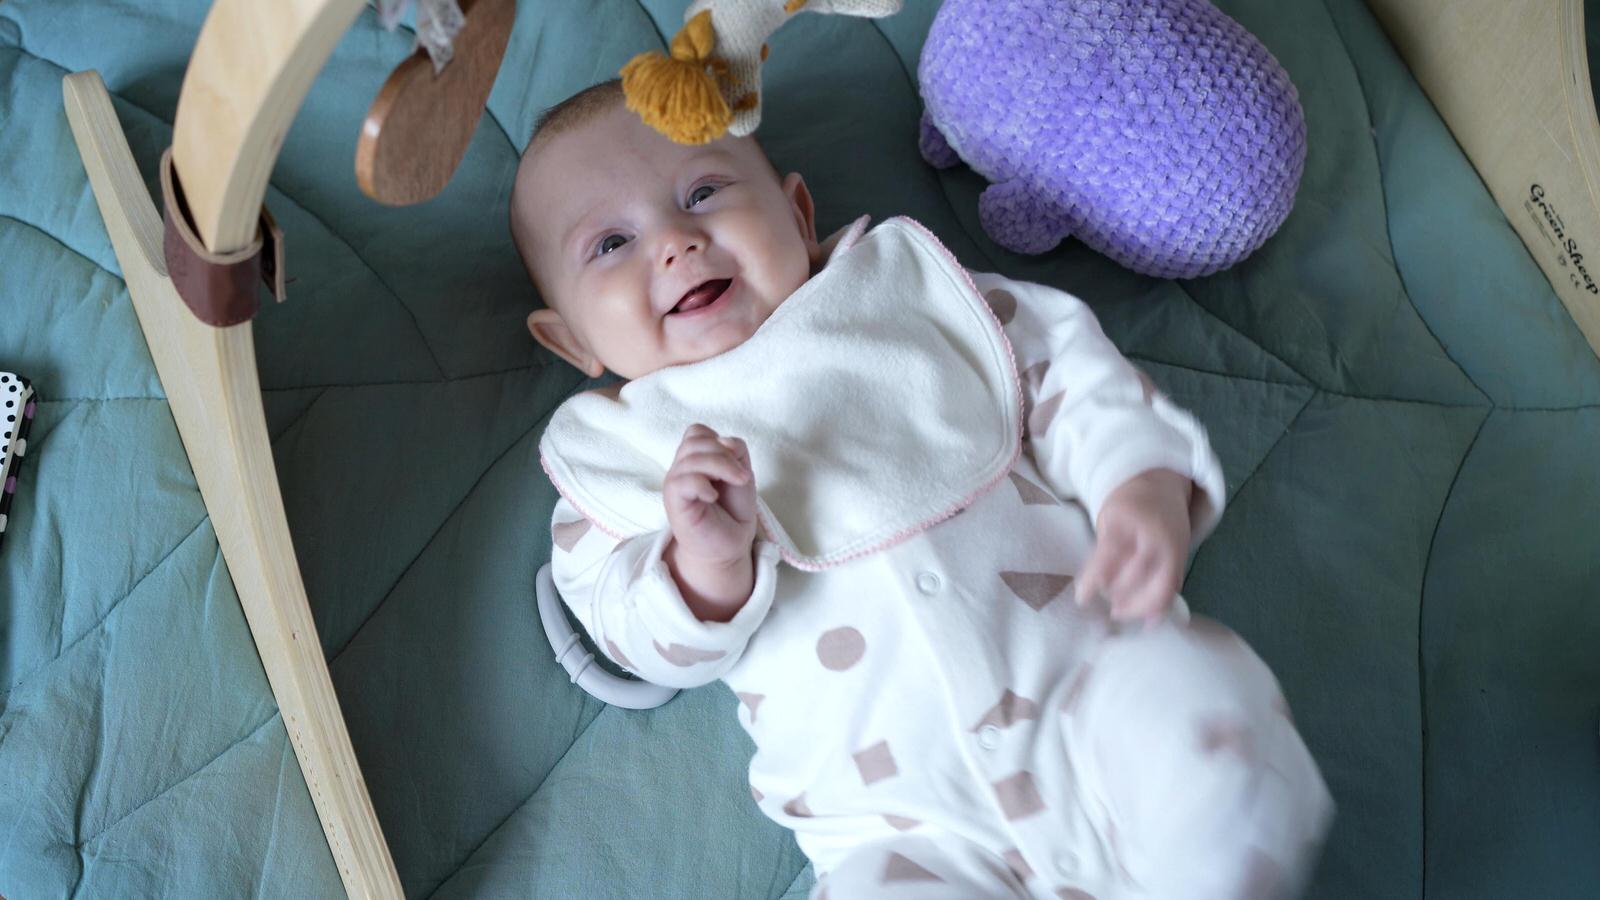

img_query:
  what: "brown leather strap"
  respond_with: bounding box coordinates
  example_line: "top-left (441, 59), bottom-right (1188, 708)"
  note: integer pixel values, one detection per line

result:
top-left (160, 147), bottom-right (285, 326)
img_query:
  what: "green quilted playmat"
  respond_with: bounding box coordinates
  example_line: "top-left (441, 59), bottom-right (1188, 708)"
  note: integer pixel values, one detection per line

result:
top-left (1, 1), bottom-right (1597, 897)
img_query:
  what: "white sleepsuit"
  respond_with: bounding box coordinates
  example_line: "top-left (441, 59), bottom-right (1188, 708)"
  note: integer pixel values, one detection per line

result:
top-left (542, 218), bottom-right (1333, 900)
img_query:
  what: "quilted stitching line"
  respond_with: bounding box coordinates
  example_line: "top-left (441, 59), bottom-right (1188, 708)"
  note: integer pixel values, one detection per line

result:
top-left (13, 401), bottom-right (177, 481)
top-left (268, 196), bottom-right (447, 379)
top-left (1319, 0), bottom-right (1492, 409)
top-left (0, 213), bottom-right (121, 282)
top-left (867, 18), bottom-right (918, 91)
top-left (0, 8), bottom-right (20, 48)
top-left (324, 396), bottom-right (570, 665)
top-left (1169, 279), bottom-right (1317, 388)
top-left (75, 711), bottom-right (281, 851)
top-left (778, 860), bottom-right (814, 899)
top-left (0, 516), bottom-right (209, 701)
top-left (1130, 354), bottom-right (1484, 410)
top-left (1125, 353), bottom-right (1307, 394)
top-left (250, 726), bottom-right (295, 897)
top-left (1207, 388), bottom-right (1315, 513)
top-left (1412, 408), bottom-right (1490, 900)
top-left (264, 360), bottom-right (567, 446)
top-left (267, 387), bottom-right (328, 445)
top-left (70, 608), bottom-right (113, 865)
top-left (257, 359), bottom-right (556, 394)
top-left (1128, 357), bottom-right (1600, 412)
top-left (1495, 401), bottom-right (1600, 411)
top-left (630, 0), bottom-right (672, 50)
top-left (485, 101), bottom-right (518, 154)
top-left (16, 398), bottom-right (69, 452)
top-left (419, 702), bottom-right (612, 898)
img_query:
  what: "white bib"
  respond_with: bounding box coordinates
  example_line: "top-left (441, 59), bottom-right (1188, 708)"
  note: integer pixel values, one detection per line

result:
top-left (538, 216), bottom-right (1023, 570)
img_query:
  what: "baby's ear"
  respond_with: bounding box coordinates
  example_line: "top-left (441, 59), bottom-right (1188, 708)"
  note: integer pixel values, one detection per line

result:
top-left (782, 172), bottom-right (820, 258)
top-left (527, 309), bottom-right (605, 378)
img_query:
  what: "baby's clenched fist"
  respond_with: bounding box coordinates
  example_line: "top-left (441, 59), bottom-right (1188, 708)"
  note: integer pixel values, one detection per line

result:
top-left (665, 423), bottom-right (757, 560)
top-left (663, 424), bottom-right (758, 621)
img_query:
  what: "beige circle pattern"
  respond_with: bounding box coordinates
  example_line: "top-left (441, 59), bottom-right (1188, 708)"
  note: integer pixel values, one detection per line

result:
top-left (817, 626), bottom-right (866, 671)
top-left (985, 288), bottom-right (1019, 325)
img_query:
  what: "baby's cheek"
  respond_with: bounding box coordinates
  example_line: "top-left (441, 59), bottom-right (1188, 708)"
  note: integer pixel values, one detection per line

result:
top-left (768, 233), bottom-right (814, 303)
top-left (603, 312), bottom-right (672, 379)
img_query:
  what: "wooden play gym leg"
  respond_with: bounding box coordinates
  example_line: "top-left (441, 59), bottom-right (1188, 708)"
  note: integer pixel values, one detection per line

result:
top-left (61, 0), bottom-right (401, 897)
top-left (1368, 0), bottom-right (1600, 359)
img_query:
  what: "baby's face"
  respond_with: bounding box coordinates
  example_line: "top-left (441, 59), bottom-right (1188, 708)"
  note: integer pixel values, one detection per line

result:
top-left (514, 104), bottom-right (820, 379)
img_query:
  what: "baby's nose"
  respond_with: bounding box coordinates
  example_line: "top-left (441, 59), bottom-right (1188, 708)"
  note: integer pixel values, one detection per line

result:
top-left (661, 233), bottom-right (702, 267)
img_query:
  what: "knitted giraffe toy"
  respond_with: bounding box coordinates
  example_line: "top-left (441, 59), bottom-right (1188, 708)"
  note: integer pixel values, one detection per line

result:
top-left (622, 0), bottom-right (902, 144)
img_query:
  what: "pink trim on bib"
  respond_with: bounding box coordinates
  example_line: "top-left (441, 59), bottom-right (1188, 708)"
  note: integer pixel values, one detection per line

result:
top-left (539, 215), bottom-right (1025, 571)
top-left (773, 217), bottom-right (1026, 571)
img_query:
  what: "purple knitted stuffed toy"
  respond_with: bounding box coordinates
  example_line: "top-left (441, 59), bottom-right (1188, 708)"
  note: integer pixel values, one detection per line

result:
top-left (918, 0), bottom-right (1306, 278)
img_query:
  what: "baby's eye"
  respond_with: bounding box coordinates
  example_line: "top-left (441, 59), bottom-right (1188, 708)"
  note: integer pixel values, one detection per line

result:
top-left (687, 183), bottom-right (719, 207)
top-left (596, 233), bottom-right (629, 256)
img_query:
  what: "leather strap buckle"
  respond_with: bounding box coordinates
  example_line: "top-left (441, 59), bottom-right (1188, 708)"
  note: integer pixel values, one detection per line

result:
top-left (160, 147), bottom-right (285, 326)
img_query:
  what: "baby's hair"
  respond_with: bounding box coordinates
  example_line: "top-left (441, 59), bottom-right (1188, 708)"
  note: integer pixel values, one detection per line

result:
top-left (510, 79), bottom-right (626, 300)
top-left (527, 78), bottom-right (625, 152)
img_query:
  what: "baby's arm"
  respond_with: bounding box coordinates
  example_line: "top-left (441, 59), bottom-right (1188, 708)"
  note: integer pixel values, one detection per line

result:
top-left (661, 424), bottom-right (760, 622)
top-left (548, 494), bottom-right (781, 689)
top-left (977, 273), bottom-right (1227, 619)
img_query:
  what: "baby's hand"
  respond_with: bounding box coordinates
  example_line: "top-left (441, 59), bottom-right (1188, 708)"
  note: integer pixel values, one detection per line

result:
top-left (1074, 469), bottom-right (1193, 624)
top-left (664, 424), bottom-right (758, 566)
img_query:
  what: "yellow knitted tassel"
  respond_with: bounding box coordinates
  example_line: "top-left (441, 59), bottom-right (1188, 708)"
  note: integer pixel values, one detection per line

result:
top-left (621, 10), bottom-right (732, 145)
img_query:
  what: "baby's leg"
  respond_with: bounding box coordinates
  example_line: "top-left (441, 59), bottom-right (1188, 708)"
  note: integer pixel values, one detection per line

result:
top-left (809, 833), bottom-right (1030, 900)
top-left (1060, 616), bottom-right (1334, 899)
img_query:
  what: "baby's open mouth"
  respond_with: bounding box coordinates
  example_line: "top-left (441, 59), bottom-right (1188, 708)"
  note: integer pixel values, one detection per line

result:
top-left (672, 278), bottom-right (732, 314)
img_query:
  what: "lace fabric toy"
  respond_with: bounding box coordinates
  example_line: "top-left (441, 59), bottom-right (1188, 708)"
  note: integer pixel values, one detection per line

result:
top-left (374, 0), bottom-right (466, 71)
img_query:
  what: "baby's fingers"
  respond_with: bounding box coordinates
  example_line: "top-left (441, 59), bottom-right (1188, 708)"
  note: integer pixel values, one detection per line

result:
top-left (675, 450), bottom-right (750, 486)
top-left (717, 436), bottom-right (751, 468)
top-left (1109, 552), bottom-right (1180, 624)
top-left (1075, 532), bottom-right (1128, 608)
top-left (666, 471), bottom-right (718, 506)
top-left (1110, 576), bottom-right (1163, 623)
top-left (675, 435), bottom-right (733, 464)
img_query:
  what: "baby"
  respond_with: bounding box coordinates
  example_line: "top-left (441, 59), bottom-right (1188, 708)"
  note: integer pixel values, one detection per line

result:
top-left (512, 79), bottom-right (1333, 900)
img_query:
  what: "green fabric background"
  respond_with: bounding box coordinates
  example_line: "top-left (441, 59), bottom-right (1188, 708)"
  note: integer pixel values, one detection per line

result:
top-left (1, 0), bottom-right (1596, 897)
